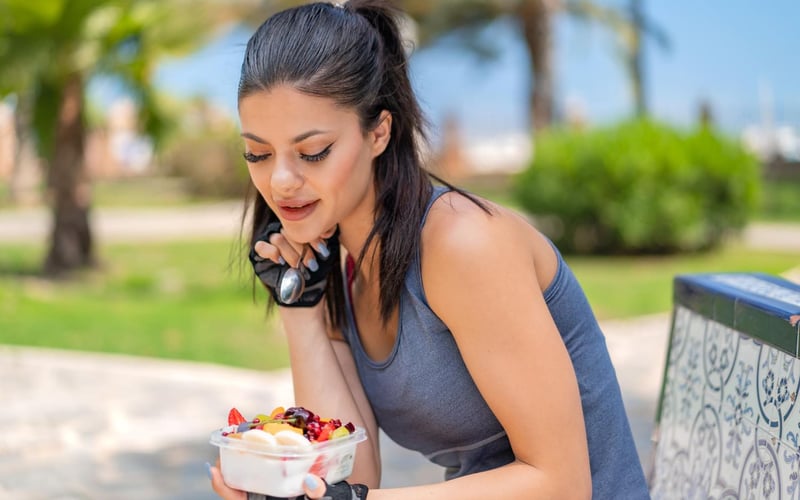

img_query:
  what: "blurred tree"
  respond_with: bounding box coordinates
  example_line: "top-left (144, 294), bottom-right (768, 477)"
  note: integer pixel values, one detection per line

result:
top-left (0, 0), bottom-right (226, 275)
top-left (570, 0), bottom-right (670, 117)
top-left (401, 0), bottom-right (668, 128)
top-left (401, 0), bottom-right (557, 131)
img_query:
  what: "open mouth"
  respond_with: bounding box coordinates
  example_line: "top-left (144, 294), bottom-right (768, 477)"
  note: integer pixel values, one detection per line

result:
top-left (276, 200), bottom-right (319, 221)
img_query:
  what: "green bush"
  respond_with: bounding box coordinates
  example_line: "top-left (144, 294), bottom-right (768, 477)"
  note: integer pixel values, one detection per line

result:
top-left (512, 120), bottom-right (761, 254)
top-left (159, 125), bottom-right (251, 200)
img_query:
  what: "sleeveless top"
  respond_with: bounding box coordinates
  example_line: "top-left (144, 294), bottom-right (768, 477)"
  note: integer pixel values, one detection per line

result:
top-left (341, 186), bottom-right (650, 498)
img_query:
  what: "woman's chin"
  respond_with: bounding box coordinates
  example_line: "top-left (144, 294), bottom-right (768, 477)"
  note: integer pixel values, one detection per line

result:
top-left (279, 223), bottom-right (324, 245)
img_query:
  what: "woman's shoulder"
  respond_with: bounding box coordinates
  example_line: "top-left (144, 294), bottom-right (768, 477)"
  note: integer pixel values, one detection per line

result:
top-left (420, 189), bottom-right (559, 295)
top-left (423, 190), bottom-right (533, 259)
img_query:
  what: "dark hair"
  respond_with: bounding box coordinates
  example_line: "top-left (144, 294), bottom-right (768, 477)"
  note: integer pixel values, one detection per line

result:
top-left (239, 0), bottom-right (484, 329)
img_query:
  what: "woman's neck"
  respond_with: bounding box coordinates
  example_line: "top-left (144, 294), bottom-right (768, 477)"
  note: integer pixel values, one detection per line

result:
top-left (338, 184), bottom-right (380, 285)
top-left (340, 221), bottom-right (380, 285)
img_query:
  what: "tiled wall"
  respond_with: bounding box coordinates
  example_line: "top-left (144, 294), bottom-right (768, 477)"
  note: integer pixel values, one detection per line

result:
top-left (651, 305), bottom-right (800, 499)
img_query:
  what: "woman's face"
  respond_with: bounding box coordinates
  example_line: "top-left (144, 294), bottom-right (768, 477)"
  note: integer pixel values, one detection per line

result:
top-left (239, 85), bottom-right (390, 243)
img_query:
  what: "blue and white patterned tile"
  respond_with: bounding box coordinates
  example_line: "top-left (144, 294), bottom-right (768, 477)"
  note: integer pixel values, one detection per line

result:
top-left (669, 305), bottom-right (694, 364)
top-left (777, 439), bottom-right (800, 499)
top-left (737, 428), bottom-right (782, 499)
top-left (673, 311), bottom-right (706, 433)
top-left (719, 333), bottom-right (760, 487)
top-left (703, 320), bottom-right (740, 402)
top-left (779, 349), bottom-right (800, 454)
top-left (756, 343), bottom-right (800, 445)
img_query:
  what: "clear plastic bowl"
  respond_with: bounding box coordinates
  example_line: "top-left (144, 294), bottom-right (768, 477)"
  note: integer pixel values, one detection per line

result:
top-left (209, 427), bottom-right (367, 497)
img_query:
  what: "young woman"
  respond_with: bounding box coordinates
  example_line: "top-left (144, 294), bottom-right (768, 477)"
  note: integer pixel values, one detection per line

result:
top-left (209, 1), bottom-right (649, 498)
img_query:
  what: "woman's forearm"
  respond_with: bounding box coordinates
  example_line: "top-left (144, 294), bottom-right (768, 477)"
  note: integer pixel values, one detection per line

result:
top-left (368, 460), bottom-right (590, 500)
top-left (278, 306), bottom-right (381, 486)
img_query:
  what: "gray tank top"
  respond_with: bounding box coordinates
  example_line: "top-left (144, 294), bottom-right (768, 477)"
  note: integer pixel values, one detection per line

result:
top-left (341, 186), bottom-right (649, 498)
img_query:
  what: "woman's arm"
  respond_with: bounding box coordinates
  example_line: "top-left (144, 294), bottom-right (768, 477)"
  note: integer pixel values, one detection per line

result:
top-left (279, 304), bottom-right (381, 487)
top-left (359, 195), bottom-right (592, 500)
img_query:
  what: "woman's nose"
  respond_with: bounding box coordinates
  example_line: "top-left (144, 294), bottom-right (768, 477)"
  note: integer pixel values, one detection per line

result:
top-left (270, 157), bottom-right (303, 194)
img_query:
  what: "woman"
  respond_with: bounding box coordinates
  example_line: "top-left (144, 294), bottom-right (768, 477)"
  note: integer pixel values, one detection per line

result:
top-left (209, 1), bottom-right (650, 498)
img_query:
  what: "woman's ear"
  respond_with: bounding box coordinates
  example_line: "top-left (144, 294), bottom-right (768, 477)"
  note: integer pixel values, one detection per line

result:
top-left (370, 110), bottom-right (392, 158)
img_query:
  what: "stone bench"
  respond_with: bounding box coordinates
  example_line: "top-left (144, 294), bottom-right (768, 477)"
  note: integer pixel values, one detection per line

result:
top-left (650, 273), bottom-right (800, 498)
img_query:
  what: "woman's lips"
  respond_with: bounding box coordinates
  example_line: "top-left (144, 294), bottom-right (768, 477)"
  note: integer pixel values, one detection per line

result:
top-left (276, 200), bottom-right (319, 222)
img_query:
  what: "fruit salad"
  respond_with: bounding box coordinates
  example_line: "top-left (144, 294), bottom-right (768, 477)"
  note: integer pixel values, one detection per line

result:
top-left (222, 406), bottom-right (357, 447)
top-left (210, 405), bottom-right (366, 497)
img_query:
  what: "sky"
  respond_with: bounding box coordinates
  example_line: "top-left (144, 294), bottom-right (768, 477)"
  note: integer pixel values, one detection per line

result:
top-left (92, 0), bottom-right (800, 143)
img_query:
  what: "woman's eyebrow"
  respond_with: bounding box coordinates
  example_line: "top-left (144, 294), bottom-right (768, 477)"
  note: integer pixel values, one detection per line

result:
top-left (240, 130), bottom-right (330, 145)
top-left (240, 132), bottom-right (267, 144)
top-left (291, 129), bottom-right (329, 144)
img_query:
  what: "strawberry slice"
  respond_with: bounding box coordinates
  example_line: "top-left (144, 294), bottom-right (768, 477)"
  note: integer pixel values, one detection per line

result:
top-left (228, 407), bottom-right (247, 426)
top-left (309, 455), bottom-right (327, 477)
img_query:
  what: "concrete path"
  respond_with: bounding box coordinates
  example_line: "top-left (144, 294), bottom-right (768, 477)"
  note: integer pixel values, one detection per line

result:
top-left (3, 203), bottom-right (800, 249)
top-left (0, 314), bottom-right (670, 500)
top-left (0, 203), bottom-right (797, 499)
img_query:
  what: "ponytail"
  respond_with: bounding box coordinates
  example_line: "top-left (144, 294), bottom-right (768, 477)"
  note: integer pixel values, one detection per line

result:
top-left (343, 0), bottom-right (433, 324)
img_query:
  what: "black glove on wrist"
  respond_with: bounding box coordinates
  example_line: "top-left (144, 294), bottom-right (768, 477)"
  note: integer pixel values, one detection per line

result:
top-left (244, 480), bottom-right (368, 500)
top-left (312, 479), bottom-right (369, 499)
top-left (248, 221), bottom-right (339, 307)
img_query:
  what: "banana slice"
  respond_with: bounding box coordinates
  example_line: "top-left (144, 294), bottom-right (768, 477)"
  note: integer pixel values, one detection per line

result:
top-left (274, 429), bottom-right (312, 449)
top-left (242, 429), bottom-right (278, 448)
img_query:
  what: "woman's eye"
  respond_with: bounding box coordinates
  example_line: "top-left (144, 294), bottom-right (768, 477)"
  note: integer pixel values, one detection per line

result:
top-left (243, 151), bottom-right (271, 163)
top-left (300, 144), bottom-right (333, 162)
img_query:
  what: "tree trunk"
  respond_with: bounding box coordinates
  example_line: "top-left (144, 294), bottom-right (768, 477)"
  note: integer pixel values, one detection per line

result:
top-left (44, 74), bottom-right (95, 275)
top-left (630, 0), bottom-right (647, 117)
top-left (518, 0), bottom-right (555, 131)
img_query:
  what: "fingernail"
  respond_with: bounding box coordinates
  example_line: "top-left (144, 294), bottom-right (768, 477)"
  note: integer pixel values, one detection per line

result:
top-left (205, 462), bottom-right (212, 480)
top-left (278, 256), bottom-right (286, 266)
top-left (317, 241), bottom-right (330, 259)
top-left (304, 474), bottom-right (318, 489)
top-left (307, 258), bottom-right (319, 272)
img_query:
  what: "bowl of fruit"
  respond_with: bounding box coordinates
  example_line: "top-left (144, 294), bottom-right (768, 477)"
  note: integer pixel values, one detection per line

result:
top-left (209, 406), bottom-right (366, 497)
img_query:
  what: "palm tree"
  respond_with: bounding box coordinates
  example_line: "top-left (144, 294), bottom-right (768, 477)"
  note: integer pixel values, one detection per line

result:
top-left (569, 0), bottom-right (670, 118)
top-left (0, 0), bottom-right (225, 275)
top-left (402, 0), bottom-right (668, 129)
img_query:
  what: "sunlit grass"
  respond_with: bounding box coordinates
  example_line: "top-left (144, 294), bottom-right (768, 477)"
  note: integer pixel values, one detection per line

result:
top-left (2, 238), bottom-right (797, 368)
top-left (760, 180), bottom-right (800, 222)
top-left (0, 240), bottom-right (288, 370)
top-left (566, 244), bottom-right (799, 319)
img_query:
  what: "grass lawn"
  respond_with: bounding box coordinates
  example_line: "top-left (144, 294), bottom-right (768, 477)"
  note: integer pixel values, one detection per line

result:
top-left (2, 237), bottom-right (798, 369)
top-left (0, 239), bottom-right (288, 370)
top-left (760, 180), bottom-right (800, 222)
top-left (566, 244), bottom-right (799, 319)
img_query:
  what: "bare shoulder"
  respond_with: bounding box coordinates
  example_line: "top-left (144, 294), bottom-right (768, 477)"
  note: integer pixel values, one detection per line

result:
top-left (423, 190), bottom-right (533, 269)
top-left (421, 189), bottom-right (558, 301)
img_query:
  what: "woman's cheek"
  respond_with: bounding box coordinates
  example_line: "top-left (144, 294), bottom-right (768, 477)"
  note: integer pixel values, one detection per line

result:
top-left (247, 165), bottom-right (270, 192)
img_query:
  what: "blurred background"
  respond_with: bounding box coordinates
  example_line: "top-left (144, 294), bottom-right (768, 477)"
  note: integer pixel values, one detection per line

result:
top-left (1, 0), bottom-right (799, 498)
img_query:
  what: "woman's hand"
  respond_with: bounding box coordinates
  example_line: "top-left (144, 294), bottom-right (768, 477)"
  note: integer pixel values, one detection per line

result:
top-left (208, 463), bottom-right (367, 500)
top-left (208, 460), bottom-right (246, 500)
top-left (249, 222), bottom-right (339, 307)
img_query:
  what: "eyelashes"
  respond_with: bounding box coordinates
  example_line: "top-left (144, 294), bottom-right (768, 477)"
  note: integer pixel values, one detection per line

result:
top-left (242, 143), bottom-right (333, 164)
top-left (243, 151), bottom-right (270, 163)
top-left (301, 144), bottom-right (332, 162)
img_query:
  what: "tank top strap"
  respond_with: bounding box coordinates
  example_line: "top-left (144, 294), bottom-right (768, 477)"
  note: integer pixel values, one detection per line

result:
top-left (406, 185), bottom-right (452, 309)
top-left (420, 185), bottom-right (452, 228)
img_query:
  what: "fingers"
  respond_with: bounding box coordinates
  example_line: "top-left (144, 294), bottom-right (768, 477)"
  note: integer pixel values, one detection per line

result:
top-left (269, 232), bottom-right (322, 271)
top-left (253, 240), bottom-right (285, 265)
top-left (208, 461), bottom-right (247, 500)
top-left (254, 231), bottom-right (333, 271)
top-left (302, 474), bottom-right (327, 499)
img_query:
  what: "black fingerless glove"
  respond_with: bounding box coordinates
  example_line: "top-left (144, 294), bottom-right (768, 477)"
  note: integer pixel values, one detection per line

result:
top-left (248, 222), bottom-right (339, 307)
top-left (308, 479), bottom-right (369, 500)
top-left (244, 480), bottom-right (368, 500)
